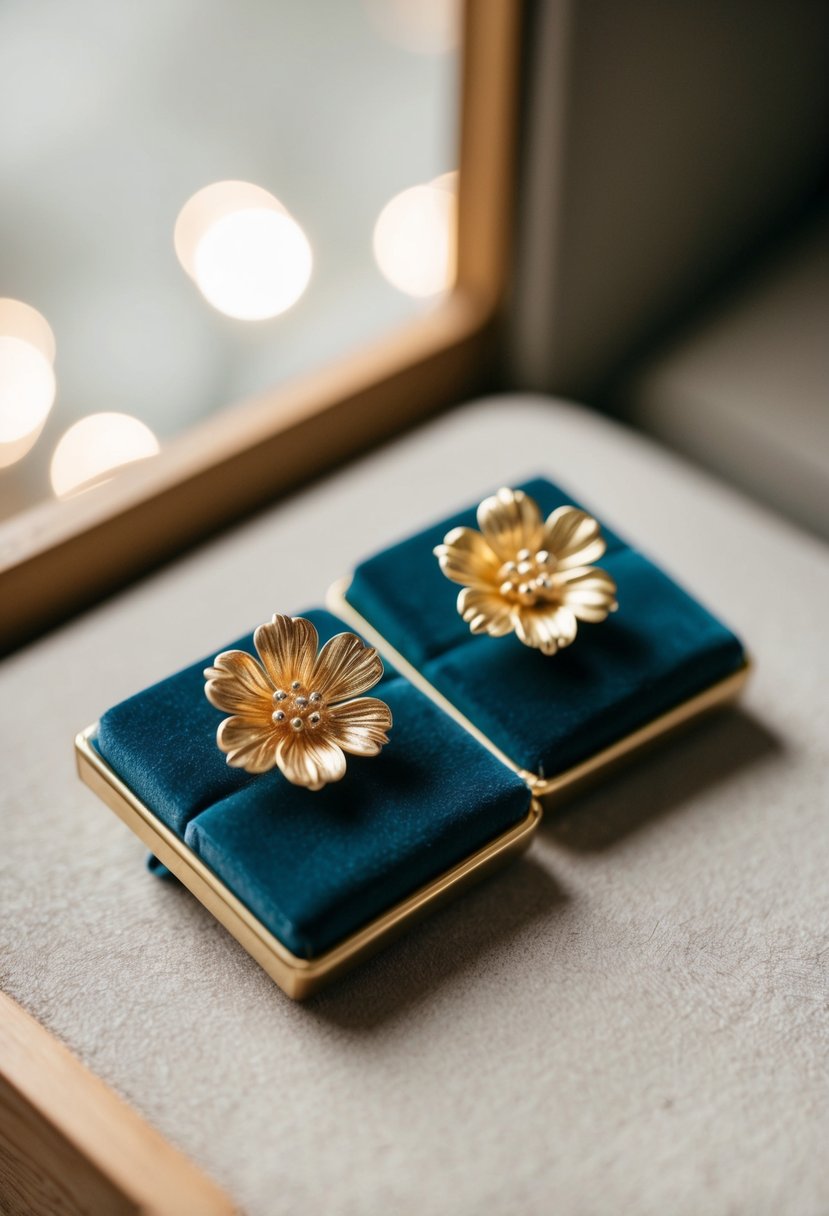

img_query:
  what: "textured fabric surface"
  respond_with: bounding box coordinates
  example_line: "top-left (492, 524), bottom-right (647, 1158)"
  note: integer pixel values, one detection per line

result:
top-left (2, 396), bottom-right (828, 1216)
top-left (186, 697), bottom-right (529, 958)
top-left (346, 476), bottom-right (626, 667)
top-left (347, 477), bottom-right (744, 775)
top-left (98, 607), bottom-right (529, 957)
top-left (96, 630), bottom-right (258, 835)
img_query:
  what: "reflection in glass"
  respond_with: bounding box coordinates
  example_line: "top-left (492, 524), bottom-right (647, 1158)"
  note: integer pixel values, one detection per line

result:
top-left (364, 0), bottom-right (461, 54)
top-left (0, 1), bottom-right (457, 521)
top-left (373, 172), bottom-right (457, 297)
top-left (0, 299), bottom-right (56, 468)
top-left (175, 182), bottom-right (313, 321)
top-left (50, 412), bottom-right (160, 499)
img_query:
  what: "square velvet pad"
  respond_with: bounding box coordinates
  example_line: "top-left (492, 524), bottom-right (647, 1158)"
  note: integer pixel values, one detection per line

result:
top-left (95, 609), bottom-right (531, 959)
top-left (344, 478), bottom-right (746, 780)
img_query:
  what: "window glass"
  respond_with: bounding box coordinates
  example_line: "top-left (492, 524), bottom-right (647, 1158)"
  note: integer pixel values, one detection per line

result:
top-left (0, 0), bottom-right (459, 517)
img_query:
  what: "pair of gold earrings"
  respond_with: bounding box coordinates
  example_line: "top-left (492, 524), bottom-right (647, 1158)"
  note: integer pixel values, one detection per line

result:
top-left (205, 488), bottom-right (617, 790)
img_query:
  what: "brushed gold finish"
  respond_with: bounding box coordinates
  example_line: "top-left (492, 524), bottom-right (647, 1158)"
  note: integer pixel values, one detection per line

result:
top-left (327, 577), bottom-right (751, 801)
top-left (75, 727), bottom-right (541, 1000)
top-left (434, 488), bottom-right (617, 655)
top-left (205, 614), bottom-right (391, 788)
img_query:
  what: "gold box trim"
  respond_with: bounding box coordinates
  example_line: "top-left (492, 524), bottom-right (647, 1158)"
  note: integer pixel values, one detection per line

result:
top-left (326, 578), bottom-right (751, 801)
top-left (75, 726), bottom-right (541, 1000)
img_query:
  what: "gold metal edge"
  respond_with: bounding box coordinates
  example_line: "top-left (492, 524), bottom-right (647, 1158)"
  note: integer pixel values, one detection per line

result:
top-left (326, 576), bottom-right (752, 803)
top-left (326, 579), bottom-right (525, 777)
top-left (535, 661), bottom-right (750, 799)
top-left (75, 726), bottom-right (541, 1001)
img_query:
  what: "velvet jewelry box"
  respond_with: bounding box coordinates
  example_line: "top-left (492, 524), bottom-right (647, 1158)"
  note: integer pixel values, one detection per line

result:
top-left (76, 479), bottom-right (748, 999)
top-left (330, 478), bottom-right (749, 799)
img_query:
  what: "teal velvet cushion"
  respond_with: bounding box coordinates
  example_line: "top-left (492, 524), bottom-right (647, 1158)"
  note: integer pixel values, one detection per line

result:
top-left (345, 478), bottom-right (746, 778)
top-left (96, 610), bottom-right (531, 959)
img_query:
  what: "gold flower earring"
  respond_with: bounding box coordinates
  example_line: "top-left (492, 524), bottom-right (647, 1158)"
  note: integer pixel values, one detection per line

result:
top-left (434, 487), bottom-right (618, 656)
top-left (205, 614), bottom-right (392, 790)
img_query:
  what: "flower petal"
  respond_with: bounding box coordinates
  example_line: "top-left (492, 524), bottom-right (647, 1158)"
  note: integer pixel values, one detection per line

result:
top-left (312, 632), bottom-right (383, 702)
top-left (326, 697), bottom-right (392, 756)
top-left (477, 488), bottom-right (543, 560)
top-left (457, 587), bottom-right (514, 636)
top-left (217, 716), bottom-right (278, 773)
top-left (204, 649), bottom-right (274, 717)
top-left (556, 566), bottom-right (618, 622)
top-left (513, 605), bottom-right (577, 655)
top-left (254, 615), bottom-right (318, 690)
top-left (276, 734), bottom-right (347, 790)
top-left (434, 526), bottom-right (500, 590)
top-left (552, 605), bottom-right (578, 646)
top-left (542, 506), bottom-right (607, 570)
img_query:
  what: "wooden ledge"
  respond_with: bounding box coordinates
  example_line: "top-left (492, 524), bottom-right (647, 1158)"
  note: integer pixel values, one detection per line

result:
top-left (0, 992), bottom-right (235, 1215)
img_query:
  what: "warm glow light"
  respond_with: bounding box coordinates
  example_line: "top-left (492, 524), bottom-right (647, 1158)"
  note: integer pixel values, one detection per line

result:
top-left (50, 412), bottom-right (160, 498)
top-left (372, 173), bottom-right (457, 298)
top-left (175, 181), bottom-right (312, 321)
top-left (0, 299), bottom-right (57, 466)
top-left (364, 0), bottom-right (461, 54)
top-left (0, 298), bottom-right (56, 364)
top-left (194, 208), bottom-right (312, 320)
top-left (0, 418), bottom-right (48, 470)
top-left (0, 337), bottom-right (56, 443)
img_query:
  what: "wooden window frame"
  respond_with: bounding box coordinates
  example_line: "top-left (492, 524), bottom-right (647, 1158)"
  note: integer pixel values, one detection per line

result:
top-left (0, 992), bottom-right (235, 1215)
top-left (0, 1), bottom-right (521, 654)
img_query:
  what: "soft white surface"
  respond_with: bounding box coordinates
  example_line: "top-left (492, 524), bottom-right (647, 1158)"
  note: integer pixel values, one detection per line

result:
top-left (2, 395), bottom-right (828, 1216)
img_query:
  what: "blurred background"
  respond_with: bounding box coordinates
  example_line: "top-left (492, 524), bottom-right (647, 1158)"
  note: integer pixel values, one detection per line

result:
top-left (0, 0), bottom-right (460, 517)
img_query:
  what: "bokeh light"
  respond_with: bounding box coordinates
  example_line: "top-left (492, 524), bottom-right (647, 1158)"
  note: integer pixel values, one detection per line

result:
top-left (175, 181), bottom-right (312, 321)
top-left (50, 412), bottom-right (160, 498)
top-left (373, 172), bottom-right (457, 298)
top-left (0, 299), bottom-right (57, 467)
top-left (0, 417), bottom-right (48, 470)
top-left (363, 0), bottom-right (461, 54)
